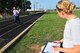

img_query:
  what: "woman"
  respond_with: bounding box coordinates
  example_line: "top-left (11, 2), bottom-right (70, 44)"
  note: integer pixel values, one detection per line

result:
top-left (53, 0), bottom-right (80, 53)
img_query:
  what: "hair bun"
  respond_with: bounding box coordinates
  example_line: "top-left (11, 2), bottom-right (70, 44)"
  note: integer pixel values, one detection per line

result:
top-left (69, 3), bottom-right (75, 11)
top-left (61, 0), bottom-right (68, 1)
top-left (56, 0), bottom-right (76, 14)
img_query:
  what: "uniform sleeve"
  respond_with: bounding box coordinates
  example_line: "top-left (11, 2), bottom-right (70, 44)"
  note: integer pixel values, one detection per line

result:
top-left (17, 10), bottom-right (19, 14)
top-left (71, 23), bottom-right (80, 45)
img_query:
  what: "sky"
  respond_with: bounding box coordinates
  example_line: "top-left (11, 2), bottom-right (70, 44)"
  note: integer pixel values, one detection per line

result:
top-left (30, 0), bottom-right (80, 10)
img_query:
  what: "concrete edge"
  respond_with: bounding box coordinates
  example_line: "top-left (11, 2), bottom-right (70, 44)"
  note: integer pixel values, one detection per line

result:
top-left (0, 13), bottom-right (42, 53)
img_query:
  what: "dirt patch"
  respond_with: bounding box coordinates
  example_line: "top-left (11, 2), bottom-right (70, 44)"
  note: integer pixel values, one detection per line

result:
top-left (29, 44), bottom-right (41, 53)
top-left (57, 31), bottom-right (63, 36)
top-left (44, 34), bottom-right (50, 39)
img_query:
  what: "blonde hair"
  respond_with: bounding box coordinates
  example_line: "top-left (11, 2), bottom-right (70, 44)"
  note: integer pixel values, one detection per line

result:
top-left (56, 0), bottom-right (76, 14)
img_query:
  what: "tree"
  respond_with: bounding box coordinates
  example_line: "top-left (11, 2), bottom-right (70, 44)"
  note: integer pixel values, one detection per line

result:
top-left (0, 0), bottom-right (31, 14)
top-left (26, 1), bottom-right (31, 9)
top-left (22, 0), bottom-right (31, 12)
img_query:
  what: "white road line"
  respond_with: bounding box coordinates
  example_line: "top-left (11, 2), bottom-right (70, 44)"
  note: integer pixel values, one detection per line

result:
top-left (0, 15), bottom-right (28, 29)
top-left (0, 15), bottom-right (28, 30)
top-left (0, 23), bottom-right (16, 31)
top-left (0, 15), bottom-right (27, 23)
top-left (0, 22), bottom-right (13, 27)
top-left (0, 16), bottom-right (37, 37)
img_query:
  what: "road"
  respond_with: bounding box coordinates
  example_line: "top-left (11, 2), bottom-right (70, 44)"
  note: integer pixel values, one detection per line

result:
top-left (0, 13), bottom-right (44, 52)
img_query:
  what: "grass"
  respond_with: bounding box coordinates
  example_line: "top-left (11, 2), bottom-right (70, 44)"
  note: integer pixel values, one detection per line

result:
top-left (7, 10), bottom-right (80, 53)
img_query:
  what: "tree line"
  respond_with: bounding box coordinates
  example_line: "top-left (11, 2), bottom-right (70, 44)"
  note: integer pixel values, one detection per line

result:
top-left (0, 0), bottom-right (31, 14)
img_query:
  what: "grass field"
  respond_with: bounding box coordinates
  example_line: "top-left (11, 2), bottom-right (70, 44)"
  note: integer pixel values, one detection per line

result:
top-left (7, 10), bottom-right (80, 53)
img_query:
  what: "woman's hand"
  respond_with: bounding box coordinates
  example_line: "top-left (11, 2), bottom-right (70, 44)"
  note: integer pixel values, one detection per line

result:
top-left (52, 42), bottom-right (60, 52)
top-left (53, 46), bottom-right (60, 51)
top-left (53, 41), bottom-right (61, 44)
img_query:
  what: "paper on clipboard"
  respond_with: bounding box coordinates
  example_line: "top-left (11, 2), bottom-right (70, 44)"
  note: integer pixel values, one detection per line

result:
top-left (42, 42), bottom-right (59, 53)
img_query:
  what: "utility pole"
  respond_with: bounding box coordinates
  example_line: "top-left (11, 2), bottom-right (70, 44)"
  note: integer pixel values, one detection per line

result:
top-left (36, 2), bottom-right (38, 10)
top-left (33, 0), bottom-right (35, 12)
top-left (33, 0), bottom-right (36, 13)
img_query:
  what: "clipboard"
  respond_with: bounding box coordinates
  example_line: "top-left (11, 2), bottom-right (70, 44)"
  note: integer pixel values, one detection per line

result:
top-left (42, 42), bottom-right (59, 53)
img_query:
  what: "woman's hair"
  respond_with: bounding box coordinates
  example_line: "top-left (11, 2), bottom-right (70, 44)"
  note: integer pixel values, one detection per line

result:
top-left (56, 0), bottom-right (76, 14)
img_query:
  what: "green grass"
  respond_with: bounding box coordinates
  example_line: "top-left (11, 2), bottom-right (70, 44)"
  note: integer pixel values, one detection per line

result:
top-left (7, 10), bottom-right (80, 53)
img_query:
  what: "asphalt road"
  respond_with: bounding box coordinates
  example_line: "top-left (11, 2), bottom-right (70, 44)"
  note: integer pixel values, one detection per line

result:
top-left (0, 13), bottom-right (44, 49)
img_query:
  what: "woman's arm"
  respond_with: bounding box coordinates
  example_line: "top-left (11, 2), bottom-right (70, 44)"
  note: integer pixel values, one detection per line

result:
top-left (59, 38), bottom-right (64, 42)
top-left (53, 38), bottom-right (64, 43)
top-left (53, 45), bottom-right (80, 53)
